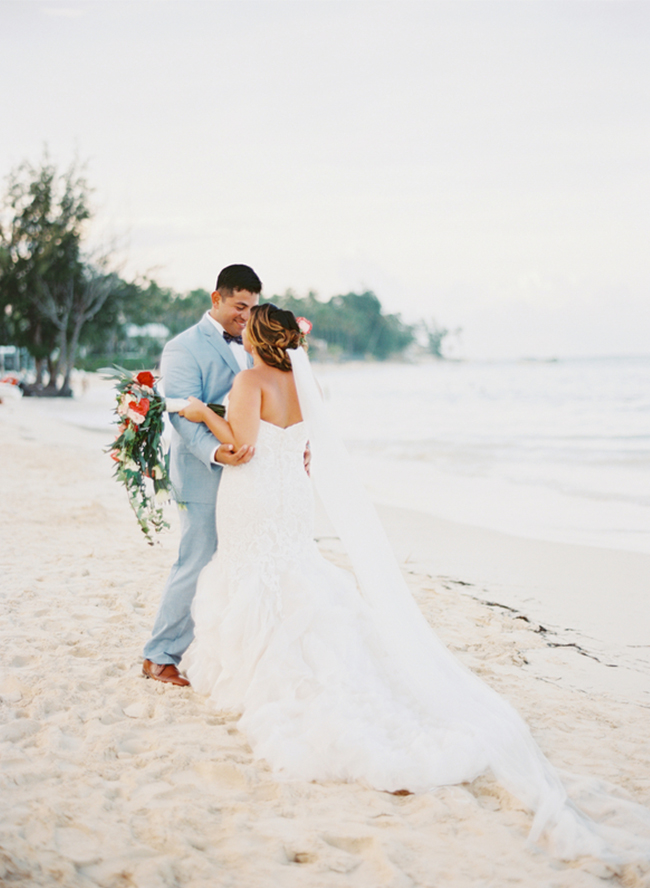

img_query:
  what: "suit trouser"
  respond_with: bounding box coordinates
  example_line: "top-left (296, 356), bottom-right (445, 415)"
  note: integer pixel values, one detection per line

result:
top-left (143, 500), bottom-right (217, 665)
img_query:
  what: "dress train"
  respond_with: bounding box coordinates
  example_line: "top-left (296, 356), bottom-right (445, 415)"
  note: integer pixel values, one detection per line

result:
top-left (184, 349), bottom-right (650, 865)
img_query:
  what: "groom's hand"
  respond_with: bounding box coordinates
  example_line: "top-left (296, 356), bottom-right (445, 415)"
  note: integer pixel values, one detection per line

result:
top-left (215, 443), bottom-right (255, 466)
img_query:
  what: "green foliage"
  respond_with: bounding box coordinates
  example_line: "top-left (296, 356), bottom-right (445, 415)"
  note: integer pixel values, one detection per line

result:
top-left (274, 290), bottom-right (414, 360)
top-left (86, 284), bottom-right (416, 367)
top-left (0, 152), bottom-right (119, 392)
top-left (117, 279), bottom-right (174, 328)
top-left (420, 319), bottom-right (450, 358)
top-left (0, 155), bottom-right (86, 351)
top-left (164, 288), bottom-right (211, 336)
top-left (106, 366), bottom-right (174, 545)
top-left (81, 281), bottom-right (211, 368)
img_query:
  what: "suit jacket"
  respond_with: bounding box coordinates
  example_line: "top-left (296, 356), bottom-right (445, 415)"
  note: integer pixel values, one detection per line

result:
top-left (160, 313), bottom-right (250, 504)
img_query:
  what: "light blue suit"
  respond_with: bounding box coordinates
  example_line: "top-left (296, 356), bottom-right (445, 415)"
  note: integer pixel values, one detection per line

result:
top-left (143, 313), bottom-right (251, 665)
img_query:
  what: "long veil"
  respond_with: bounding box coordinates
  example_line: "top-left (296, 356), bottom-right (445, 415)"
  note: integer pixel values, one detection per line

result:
top-left (289, 346), bottom-right (650, 864)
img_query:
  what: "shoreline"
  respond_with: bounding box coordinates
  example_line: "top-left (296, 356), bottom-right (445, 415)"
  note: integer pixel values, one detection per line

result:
top-left (1, 396), bottom-right (649, 886)
top-left (313, 499), bottom-right (650, 707)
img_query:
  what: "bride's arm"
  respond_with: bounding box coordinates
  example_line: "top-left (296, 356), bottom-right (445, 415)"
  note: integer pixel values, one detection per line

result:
top-left (179, 399), bottom-right (236, 445)
top-left (179, 371), bottom-right (261, 450)
top-left (223, 371), bottom-right (261, 449)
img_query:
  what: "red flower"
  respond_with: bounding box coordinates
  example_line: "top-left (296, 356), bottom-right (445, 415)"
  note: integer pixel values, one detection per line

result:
top-left (296, 317), bottom-right (312, 335)
top-left (129, 397), bottom-right (150, 418)
top-left (135, 371), bottom-right (155, 388)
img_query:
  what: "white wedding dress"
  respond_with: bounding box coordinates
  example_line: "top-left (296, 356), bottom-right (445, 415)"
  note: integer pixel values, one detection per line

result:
top-left (185, 348), bottom-right (650, 864)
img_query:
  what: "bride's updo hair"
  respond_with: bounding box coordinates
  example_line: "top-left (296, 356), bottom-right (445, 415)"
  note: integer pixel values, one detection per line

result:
top-left (247, 303), bottom-right (303, 372)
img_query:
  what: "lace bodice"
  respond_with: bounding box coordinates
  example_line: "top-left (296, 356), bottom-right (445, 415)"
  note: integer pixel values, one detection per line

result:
top-left (215, 420), bottom-right (314, 597)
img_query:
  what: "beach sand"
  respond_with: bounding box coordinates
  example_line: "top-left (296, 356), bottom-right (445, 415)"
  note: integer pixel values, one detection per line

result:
top-left (1, 392), bottom-right (649, 887)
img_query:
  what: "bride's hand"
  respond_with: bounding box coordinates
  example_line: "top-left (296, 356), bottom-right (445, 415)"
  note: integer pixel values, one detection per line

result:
top-left (179, 396), bottom-right (209, 423)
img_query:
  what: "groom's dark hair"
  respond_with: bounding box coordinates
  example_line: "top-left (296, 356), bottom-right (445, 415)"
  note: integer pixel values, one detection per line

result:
top-left (215, 264), bottom-right (262, 295)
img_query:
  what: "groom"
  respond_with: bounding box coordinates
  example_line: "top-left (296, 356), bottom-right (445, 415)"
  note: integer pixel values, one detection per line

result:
top-left (142, 264), bottom-right (262, 686)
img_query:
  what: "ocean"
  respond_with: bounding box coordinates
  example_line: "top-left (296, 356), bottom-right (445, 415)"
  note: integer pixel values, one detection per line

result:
top-left (314, 355), bottom-right (650, 555)
top-left (46, 354), bottom-right (650, 555)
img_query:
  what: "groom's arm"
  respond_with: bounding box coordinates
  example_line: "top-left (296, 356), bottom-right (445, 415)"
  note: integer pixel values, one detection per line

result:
top-left (161, 339), bottom-right (230, 469)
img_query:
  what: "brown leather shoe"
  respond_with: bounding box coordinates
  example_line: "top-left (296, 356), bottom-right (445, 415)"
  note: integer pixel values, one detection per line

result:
top-left (142, 659), bottom-right (190, 687)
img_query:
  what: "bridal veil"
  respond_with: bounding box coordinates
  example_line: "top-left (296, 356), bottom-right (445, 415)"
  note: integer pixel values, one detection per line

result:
top-left (289, 346), bottom-right (650, 864)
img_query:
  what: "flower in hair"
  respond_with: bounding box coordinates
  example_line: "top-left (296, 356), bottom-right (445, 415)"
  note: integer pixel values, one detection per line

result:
top-left (296, 317), bottom-right (312, 336)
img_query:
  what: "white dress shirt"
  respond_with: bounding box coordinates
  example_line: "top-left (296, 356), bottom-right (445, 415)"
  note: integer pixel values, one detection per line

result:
top-left (204, 312), bottom-right (247, 463)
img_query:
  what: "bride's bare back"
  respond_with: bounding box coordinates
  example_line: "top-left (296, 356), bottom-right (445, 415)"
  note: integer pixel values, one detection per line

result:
top-left (225, 359), bottom-right (302, 449)
top-left (180, 355), bottom-right (303, 452)
top-left (255, 363), bottom-right (303, 429)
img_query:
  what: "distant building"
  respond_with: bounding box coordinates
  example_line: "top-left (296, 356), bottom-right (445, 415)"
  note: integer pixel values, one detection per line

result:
top-left (125, 323), bottom-right (170, 341)
top-left (0, 345), bottom-right (33, 375)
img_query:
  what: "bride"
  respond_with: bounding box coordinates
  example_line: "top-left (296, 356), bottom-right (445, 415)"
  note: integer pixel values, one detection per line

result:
top-left (179, 303), bottom-right (650, 865)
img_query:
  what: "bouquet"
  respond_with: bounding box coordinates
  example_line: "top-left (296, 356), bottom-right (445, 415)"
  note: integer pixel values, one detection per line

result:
top-left (103, 367), bottom-right (226, 544)
top-left (103, 367), bottom-right (174, 544)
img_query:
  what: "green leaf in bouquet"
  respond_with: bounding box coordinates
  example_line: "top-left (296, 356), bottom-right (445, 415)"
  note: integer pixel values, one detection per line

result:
top-left (106, 362), bottom-right (179, 545)
top-left (98, 364), bottom-right (134, 380)
top-left (206, 403), bottom-right (226, 417)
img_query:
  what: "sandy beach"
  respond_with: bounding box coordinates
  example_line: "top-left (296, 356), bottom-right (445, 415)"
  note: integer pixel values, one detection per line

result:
top-left (1, 389), bottom-right (649, 888)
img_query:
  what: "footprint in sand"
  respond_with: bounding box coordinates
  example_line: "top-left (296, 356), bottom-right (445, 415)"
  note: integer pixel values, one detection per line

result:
top-left (193, 760), bottom-right (248, 789)
top-left (55, 827), bottom-right (101, 867)
top-left (122, 701), bottom-right (151, 719)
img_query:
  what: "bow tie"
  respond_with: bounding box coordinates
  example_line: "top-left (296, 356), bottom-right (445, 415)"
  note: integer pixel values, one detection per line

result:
top-left (223, 331), bottom-right (243, 345)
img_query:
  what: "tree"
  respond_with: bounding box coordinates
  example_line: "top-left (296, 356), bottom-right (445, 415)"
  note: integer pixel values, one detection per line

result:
top-left (39, 262), bottom-right (118, 394)
top-left (79, 281), bottom-right (211, 369)
top-left (0, 152), bottom-right (118, 394)
top-left (274, 289), bottom-right (414, 360)
top-left (162, 287), bottom-right (211, 337)
top-left (419, 319), bottom-right (460, 358)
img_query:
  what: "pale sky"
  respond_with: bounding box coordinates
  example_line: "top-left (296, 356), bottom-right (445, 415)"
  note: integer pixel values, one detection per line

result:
top-left (2, 1), bottom-right (649, 358)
